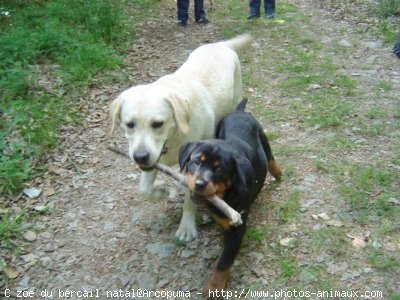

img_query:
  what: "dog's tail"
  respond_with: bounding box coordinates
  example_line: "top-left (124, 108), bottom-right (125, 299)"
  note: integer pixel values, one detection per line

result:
top-left (224, 33), bottom-right (253, 53)
top-left (260, 131), bottom-right (282, 181)
top-left (236, 97), bottom-right (248, 112)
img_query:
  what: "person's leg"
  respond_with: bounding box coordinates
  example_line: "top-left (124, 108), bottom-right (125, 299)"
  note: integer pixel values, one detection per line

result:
top-left (248, 0), bottom-right (261, 19)
top-left (177, 0), bottom-right (189, 25)
top-left (194, 0), bottom-right (208, 23)
top-left (264, 0), bottom-right (275, 18)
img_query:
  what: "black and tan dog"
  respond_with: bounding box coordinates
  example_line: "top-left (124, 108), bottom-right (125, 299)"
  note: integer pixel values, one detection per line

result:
top-left (179, 98), bottom-right (282, 294)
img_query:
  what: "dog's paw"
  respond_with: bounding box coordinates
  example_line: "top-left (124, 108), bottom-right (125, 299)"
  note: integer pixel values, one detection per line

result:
top-left (203, 281), bottom-right (224, 300)
top-left (203, 269), bottom-right (229, 299)
top-left (175, 215), bottom-right (197, 242)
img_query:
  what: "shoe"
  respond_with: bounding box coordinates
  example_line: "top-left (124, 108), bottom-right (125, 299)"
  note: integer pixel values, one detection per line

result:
top-left (247, 13), bottom-right (260, 20)
top-left (196, 18), bottom-right (209, 24)
top-left (265, 12), bottom-right (275, 19)
top-left (178, 20), bottom-right (187, 26)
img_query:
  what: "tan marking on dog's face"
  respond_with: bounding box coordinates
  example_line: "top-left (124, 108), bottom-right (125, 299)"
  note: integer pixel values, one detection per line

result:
top-left (189, 179), bottom-right (216, 197)
top-left (200, 154), bottom-right (206, 162)
top-left (214, 182), bottom-right (229, 199)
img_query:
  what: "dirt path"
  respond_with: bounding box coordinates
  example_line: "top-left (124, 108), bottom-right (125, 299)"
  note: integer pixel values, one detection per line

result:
top-left (5, 0), bottom-right (399, 299)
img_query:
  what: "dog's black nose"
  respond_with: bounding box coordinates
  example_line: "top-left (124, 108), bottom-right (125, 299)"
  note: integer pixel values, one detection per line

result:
top-left (195, 179), bottom-right (207, 191)
top-left (133, 150), bottom-right (150, 165)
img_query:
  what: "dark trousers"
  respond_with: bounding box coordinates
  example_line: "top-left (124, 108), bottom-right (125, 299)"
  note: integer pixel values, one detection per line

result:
top-left (249, 0), bottom-right (275, 15)
top-left (177, 0), bottom-right (206, 22)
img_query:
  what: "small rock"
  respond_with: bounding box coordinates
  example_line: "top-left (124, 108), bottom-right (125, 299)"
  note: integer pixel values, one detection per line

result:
top-left (103, 221), bottom-right (115, 232)
top-left (372, 240), bottom-right (382, 249)
top-left (137, 272), bottom-right (158, 290)
top-left (339, 39), bottom-right (352, 47)
top-left (23, 188), bottom-right (42, 198)
top-left (388, 198), bottom-right (400, 205)
top-left (17, 276), bottom-right (30, 290)
top-left (365, 40), bottom-right (382, 49)
top-left (180, 249), bottom-right (196, 259)
top-left (327, 261), bottom-right (348, 275)
top-left (23, 231), bottom-right (37, 242)
top-left (39, 232), bottom-right (53, 239)
top-left (157, 279), bottom-right (170, 288)
top-left (21, 254), bottom-right (38, 265)
top-left (307, 83), bottom-right (322, 91)
top-left (145, 242), bottom-right (175, 260)
top-left (279, 237), bottom-right (295, 247)
top-left (33, 205), bottom-right (48, 212)
top-left (363, 267), bottom-right (372, 274)
top-left (40, 256), bottom-right (53, 269)
top-left (105, 203), bottom-right (115, 210)
top-left (299, 206), bottom-right (308, 213)
top-left (103, 195), bottom-right (115, 203)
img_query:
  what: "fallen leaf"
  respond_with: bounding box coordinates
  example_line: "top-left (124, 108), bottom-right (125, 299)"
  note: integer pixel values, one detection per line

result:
top-left (318, 212), bottom-right (331, 221)
top-left (3, 265), bottom-right (20, 279)
top-left (351, 237), bottom-right (367, 249)
top-left (326, 219), bottom-right (344, 227)
top-left (43, 187), bottom-right (56, 197)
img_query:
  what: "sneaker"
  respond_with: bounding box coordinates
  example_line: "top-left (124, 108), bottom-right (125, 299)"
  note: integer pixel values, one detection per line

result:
top-left (265, 12), bottom-right (275, 19)
top-left (247, 13), bottom-right (260, 20)
top-left (178, 20), bottom-right (187, 26)
top-left (196, 18), bottom-right (209, 24)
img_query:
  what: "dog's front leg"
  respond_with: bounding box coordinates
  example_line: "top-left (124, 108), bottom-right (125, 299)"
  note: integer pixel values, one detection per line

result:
top-left (139, 169), bottom-right (168, 200)
top-left (175, 188), bottom-right (198, 242)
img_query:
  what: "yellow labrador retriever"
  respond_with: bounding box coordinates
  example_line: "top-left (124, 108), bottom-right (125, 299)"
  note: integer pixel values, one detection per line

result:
top-left (110, 34), bottom-right (252, 242)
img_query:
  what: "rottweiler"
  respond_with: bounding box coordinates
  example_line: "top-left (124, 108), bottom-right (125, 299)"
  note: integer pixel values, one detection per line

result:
top-left (179, 98), bottom-right (282, 295)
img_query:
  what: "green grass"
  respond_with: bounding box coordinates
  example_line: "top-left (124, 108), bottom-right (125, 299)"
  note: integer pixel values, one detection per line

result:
top-left (0, 212), bottom-right (25, 252)
top-left (376, 0), bottom-right (400, 42)
top-left (245, 226), bottom-right (266, 243)
top-left (0, 208), bottom-right (46, 253)
top-left (0, 0), bottom-right (139, 194)
top-left (339, 163), bottom-right (399, 225)
top-left (276, 191), bottom-right (301, 223)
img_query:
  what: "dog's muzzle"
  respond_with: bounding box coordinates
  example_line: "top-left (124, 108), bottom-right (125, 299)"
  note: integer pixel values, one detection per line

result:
top-left (190, 192), bottom-right (208, 206)
top-left (133, 150), bottom-right (155, 171)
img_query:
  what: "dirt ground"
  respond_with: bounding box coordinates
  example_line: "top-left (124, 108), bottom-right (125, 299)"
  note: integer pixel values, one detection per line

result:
top-left (2, 0), bottom-right (399, 299)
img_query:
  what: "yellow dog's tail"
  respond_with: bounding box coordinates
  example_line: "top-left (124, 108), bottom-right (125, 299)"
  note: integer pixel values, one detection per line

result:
top-left (223, 33), bottom-right (253, 53)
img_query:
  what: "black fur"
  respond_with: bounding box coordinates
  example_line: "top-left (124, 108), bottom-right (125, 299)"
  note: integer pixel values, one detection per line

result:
top-left (179, 98), bottom-right (280, 289)
top-left (394, 33), bottom-right (400, 59)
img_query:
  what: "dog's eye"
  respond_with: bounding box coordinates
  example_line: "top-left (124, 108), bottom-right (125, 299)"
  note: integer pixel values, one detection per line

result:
top-left (216, 167), bottom-right (222, 174)
top-left (126, 122), bottom-right (135, 129)
top-left (152, 121), bottom-right (164, 129)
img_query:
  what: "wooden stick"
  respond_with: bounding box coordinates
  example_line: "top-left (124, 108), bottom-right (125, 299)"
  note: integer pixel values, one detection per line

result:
top-left (108, 146), bottom-right (243, 226)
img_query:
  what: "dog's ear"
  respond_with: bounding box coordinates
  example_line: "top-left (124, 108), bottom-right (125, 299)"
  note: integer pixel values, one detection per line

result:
top-left (164, 92), bottom-right (190, 134)
top-left (110, 97), bottom-right (123, 135)
top-left (232, 154), bottom-right (254, 188)
top-left (179, 142), bottom-right (199, 172)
